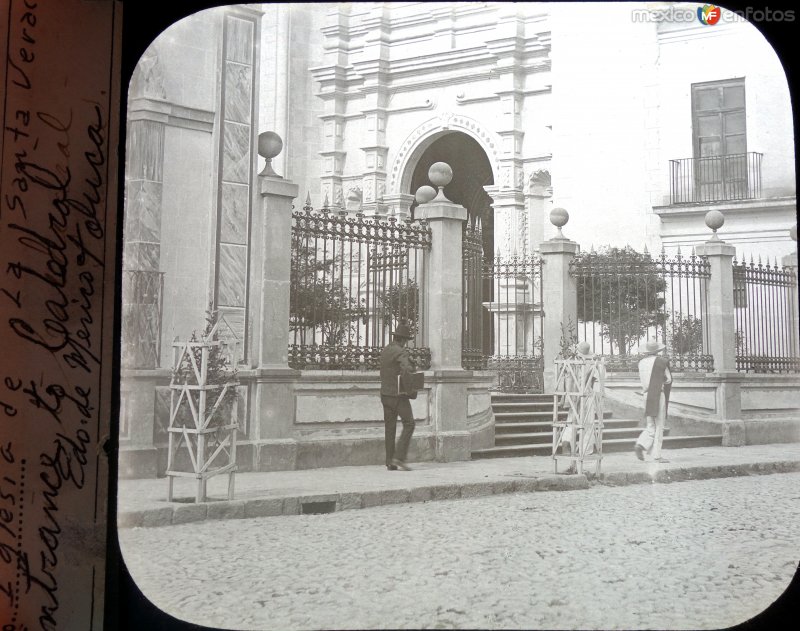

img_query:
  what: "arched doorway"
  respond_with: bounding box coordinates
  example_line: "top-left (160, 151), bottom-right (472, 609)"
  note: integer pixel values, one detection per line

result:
top-left (408, 131), bottom-right (494, 260)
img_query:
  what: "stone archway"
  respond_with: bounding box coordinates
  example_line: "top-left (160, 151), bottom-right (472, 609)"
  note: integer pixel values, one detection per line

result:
top-left (408, 131), bottom-right (495, 260)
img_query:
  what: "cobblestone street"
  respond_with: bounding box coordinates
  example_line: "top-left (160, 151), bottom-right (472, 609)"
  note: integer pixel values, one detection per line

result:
top-left (119, 473), bottom-right (800, 630)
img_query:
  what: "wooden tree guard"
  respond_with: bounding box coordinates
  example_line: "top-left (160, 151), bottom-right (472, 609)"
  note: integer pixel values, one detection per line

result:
top-left (552, 357), bottom-right (606, 476)
top-left (167, 320), bottom-right (239, 502)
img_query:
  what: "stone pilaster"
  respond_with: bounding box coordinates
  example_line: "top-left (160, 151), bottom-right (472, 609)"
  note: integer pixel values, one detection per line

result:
top-left (253, 173), bottom-right (300, 469)
top-left (311, 4), bottom-right (351, 209)
top-left (485, 186), bottom-right (527, 257)
top-left (696, 239), bottom-right (740, 420)
top-left (416, 199), bottom-right (472, 461)
top-left (781, 244), bottom-right (799, 358)
top-left (540, 237), bottom-right (580, 391)
top-left (355, 4), bottom-right (391, 217)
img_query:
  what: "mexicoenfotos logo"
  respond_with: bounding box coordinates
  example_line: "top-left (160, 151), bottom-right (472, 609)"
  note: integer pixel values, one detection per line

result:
top-left (697, 4), bottom-right (722, 25)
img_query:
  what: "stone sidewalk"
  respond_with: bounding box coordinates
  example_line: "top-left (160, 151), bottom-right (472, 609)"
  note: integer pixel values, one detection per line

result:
top-left (117, 443), bottom-right (800, 528)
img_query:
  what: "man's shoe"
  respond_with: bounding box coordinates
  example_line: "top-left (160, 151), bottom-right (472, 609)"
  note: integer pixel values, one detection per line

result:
top-left (392, 459), bottom-right (412, 471)
top-left (634, 444), bottom-right (645, 461)
top-left (386, 464), bottom-right (398, 471)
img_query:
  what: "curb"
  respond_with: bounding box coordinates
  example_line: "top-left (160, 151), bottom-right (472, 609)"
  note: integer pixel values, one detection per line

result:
top-left (118, 460), bottom-right (800, 529)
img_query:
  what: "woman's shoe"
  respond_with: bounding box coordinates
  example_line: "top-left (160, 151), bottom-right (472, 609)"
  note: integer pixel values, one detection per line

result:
top-left (386, 464), bottom-right (398, 471)
top-left (392, 459), bottom-right (412, 471)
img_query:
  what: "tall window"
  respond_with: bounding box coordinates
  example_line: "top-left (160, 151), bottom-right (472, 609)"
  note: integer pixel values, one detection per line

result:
top-left (691, 79), bottom-right (747, 201)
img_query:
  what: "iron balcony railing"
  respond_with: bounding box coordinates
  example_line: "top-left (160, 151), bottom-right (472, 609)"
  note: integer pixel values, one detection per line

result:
top-left (669, 152), bottom-right (763, 205)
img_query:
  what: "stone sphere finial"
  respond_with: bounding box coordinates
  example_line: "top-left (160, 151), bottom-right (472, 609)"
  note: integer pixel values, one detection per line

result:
top-left (705, 210), bottom-right (725, 241)
top-left (415, 185), bottom-right (436, 205)
top-left (549, 207), bottom-right (569, 239)
top-left (258, 131), bottom-right (283, 177)
top-left (428, 162), bottom-right (453, 202)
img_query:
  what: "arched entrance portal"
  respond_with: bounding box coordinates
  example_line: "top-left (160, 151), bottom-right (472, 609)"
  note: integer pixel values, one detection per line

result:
top-left (408, 132), bottom-right (494, 260)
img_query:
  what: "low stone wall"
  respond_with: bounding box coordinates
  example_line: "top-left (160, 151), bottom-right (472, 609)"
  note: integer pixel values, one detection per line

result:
top-left (603, 371), bottom-right (800, 446)
top-left (120, 369), bottom-right (496, 478)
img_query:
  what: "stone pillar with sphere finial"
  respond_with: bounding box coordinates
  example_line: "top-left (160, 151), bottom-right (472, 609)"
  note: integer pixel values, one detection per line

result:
top-left (695, 210), bottom-right (743, 425)
top-left (781, 224), bottom-right (799, 357)
top-left (415, 162), bottom-right (473, 462)
top-left (540, 208), bottom-right (580, 392)
top-left (251, 131), bottom-right (301, 470)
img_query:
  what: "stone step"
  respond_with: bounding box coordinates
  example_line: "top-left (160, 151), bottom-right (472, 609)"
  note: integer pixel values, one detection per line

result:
top-left (471, 434), bottom-right (723, 460)
top-left (495, 418), bottom-right (640, 435)
top-left (495, 410), bottom-right (613, 423)
top-left (492, 401), bottom-right (555, 413)
top-left (495, 426), bottom-right (661, 447)
top-left (490, 393), bottom-right (553, 404)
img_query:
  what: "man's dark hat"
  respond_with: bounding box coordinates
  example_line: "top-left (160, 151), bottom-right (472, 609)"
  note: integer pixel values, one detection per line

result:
top-left (393, 324), bottom-right (412, 340)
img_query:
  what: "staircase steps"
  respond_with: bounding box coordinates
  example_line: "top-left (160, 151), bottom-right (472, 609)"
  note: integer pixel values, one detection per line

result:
top-left (472, 392), bottom-right (723, 460)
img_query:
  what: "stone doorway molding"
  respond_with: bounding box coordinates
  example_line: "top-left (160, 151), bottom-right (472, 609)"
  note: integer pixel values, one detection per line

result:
top-left (388, 113), bottom-right (501, 198)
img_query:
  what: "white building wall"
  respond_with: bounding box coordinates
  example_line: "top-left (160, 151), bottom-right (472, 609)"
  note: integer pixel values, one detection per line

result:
top-left (550, 2), bottom-right (657, 251)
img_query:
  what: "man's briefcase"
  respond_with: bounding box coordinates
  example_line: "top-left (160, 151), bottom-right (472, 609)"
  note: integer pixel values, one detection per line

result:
top-left (398, 372), bottom-right (424, 399)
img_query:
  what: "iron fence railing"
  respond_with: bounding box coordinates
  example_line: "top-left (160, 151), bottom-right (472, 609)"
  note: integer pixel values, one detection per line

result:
top-left (733, 256), bottom-right (800, 373)
top-left (122, 269), bottom-right (164, 369)
top-left (461, 227), bottom-right (544, 392)
top-left (462, 217), bottom-right (484, 370)
top-left (570, 246), bottom-right (713, 371)
top-left (669, 152), bottom-right (762, 205)
top-left (289, 197), bottom-right (432, 370)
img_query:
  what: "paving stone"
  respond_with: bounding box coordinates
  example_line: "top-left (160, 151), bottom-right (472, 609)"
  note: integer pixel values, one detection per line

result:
top-left (511, 478), bottom-right (539, 493)
top-left (243, 498), bottom-right (284, 518)
top-left (118, 511), bottom-right (144, 529)
top-left (337, 493), bottom-right (362, 511)
top-left (207, 500), bottom-right (246, 521)
top-left (488, 479), bottom-right (517, 495)
top-left (409, 487), bottom-right (433, 503)
top-left (141, 507), bottom-right (173, 528)
top-left (379, 489), bottom-right (410, 505)
top-left (360, 491), bottom-right (383, 508)
top-left (429, 485), bottom-right (460, 501)
top-left (459, 483), bottom-right (492, 499)
top-left (172, 503), bottom-right (208, 525)
top-left (282, 497), bottom-right (300, 515)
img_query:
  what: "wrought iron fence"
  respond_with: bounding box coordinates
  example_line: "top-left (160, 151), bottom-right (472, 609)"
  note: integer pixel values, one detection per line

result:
top-left (669, 152), bottom-right (762, 204)
top-left (570, 246), bottom-right (713, 371)
top-left (462, 217), bottom-right (484, 370)
top-left (289, 197), bottom-right (432, 370)
top-left (461, 229), bottom-right (544, 392)
top-left (122, 269), bottom-right (164, 369)
top-left (733, 255), bottom-right (800, 373)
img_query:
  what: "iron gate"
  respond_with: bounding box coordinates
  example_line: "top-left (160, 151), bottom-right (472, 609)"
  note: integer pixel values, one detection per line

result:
top-left (462, 220), bottom-right (544, 392)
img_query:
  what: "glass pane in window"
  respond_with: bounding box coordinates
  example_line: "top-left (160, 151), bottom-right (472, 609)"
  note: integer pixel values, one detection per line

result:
top-left (725, 111), bottom-right (746, 135)
top-left (697, 114), bottom-right (722, 137)
top-left (723, 85), bottom-right (745, 109)
top-left (694, 87), bottom-right (721, 111)
top-left (725, 134), bottom-right (746, 155)
top-left (699, 138), bottom-right (721, 157)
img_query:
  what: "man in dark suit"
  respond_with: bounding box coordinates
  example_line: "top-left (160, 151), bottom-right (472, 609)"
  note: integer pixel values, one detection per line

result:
top-left (379, 324), bottom-right (415, 471)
